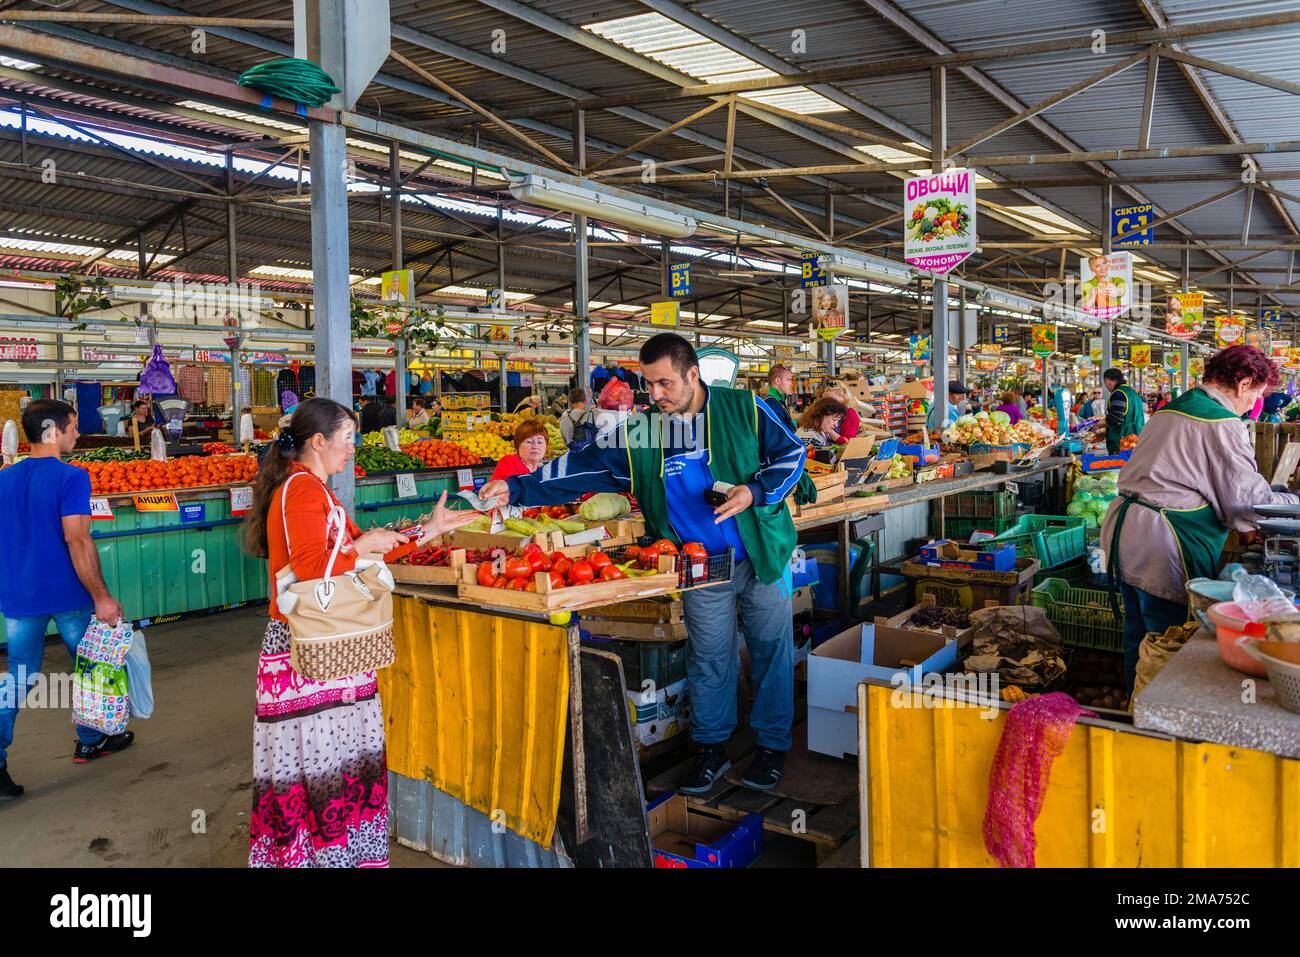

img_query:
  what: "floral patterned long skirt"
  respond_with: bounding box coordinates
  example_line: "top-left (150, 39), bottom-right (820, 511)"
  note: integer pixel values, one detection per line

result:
top-left (248, 620), bottom-right (389, 868)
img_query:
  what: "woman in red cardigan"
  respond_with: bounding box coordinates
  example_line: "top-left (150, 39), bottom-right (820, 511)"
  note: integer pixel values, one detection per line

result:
top-left (490, 418), bottom-right (551, 482)
top-left (241, 398), bottom-right (475, 868)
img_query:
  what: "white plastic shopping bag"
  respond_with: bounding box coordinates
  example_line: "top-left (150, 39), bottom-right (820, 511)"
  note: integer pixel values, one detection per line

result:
top-left (124, 628), bottom-right (153, 719)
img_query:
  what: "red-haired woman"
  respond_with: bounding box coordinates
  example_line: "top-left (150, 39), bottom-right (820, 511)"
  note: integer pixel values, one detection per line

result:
top-left (489, 418), bottom-right (551, 482)
top-left (1101, 345), bottom-right (1299, 693)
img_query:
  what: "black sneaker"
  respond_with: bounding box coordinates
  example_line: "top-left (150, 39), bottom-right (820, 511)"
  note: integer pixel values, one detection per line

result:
top-left (678, 744), bottom-right (731, 795)
top-left (740, 747), bottom-right (785, 790)
top-left (73, 731), bottom-right (135, 765)
top-left (0, 763), bottom-right (22, 800)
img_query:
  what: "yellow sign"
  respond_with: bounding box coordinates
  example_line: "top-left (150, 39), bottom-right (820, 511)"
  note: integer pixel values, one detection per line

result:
top-left (1089, 336), bottom-right (1102, 363)
top-left (650, 301), bottom-right (679, 327)
top-left (133, 491), bottom-right (179, 512)
top-left (488, 324), bottom-right (513, 343)
top-left (1190, 356), bottom-right (1205, 378)
top-left (1130, 344), bottom-right (1151, 368)
top-left (381, 269), bottom-right (415, 305)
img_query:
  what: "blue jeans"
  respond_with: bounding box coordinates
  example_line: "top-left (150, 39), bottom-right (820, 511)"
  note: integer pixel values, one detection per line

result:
top-left (1120, 581), bottom-right (1188, 694)
top-left (0, 607), bottom-right (103, 765)
top-left (680, 559), bottom-right (794, 752)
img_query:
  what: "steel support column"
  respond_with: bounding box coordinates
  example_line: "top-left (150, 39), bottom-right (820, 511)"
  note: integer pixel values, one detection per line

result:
top-left (306, 0), bottom-right (354, 508)
top-left (1100, 183), bottom-right (1114, 381)
top-left (392, 140), bottom-right (408, 429)
top-left (574, 109), bottom-right (590, 393)
top-left (930, 66), bottom-right (949, 437)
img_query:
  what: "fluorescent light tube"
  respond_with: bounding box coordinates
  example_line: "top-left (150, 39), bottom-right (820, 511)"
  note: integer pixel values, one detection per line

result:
top-left (509, 175), bottom-right (697, 238)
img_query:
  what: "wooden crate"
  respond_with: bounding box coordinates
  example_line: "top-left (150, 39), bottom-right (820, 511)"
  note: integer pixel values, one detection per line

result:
top-left (579, 618), bottom-right (689, 641)
top-left (582, 597), bottom-right (684, 623)
top-left (457, 554), bottom-right (681, 612)
top-left (389, 548), bottom-right (465, 586)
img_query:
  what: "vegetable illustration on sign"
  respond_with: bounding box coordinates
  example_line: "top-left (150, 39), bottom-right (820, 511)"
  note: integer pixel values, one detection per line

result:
top-left (903, 169), bottom-right (976, 275)
top-left (1166, 292), bottom-right (1203, 339)
top-left (1216, 313), bottom-right (1245, 348)
top-left (1030, 324), bottom-right (1057, 356)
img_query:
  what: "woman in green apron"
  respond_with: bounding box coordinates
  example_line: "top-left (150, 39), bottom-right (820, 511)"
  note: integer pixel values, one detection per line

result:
top-left (1101, 368), bottom-right (1145, 453)
top-left (1100, 345), bottom-right (1298, 693)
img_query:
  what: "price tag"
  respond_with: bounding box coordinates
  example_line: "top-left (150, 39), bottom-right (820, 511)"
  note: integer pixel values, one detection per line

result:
top-left (229, 485), bottom-right (253, 516)
top-left (456, 468), bottom-right (473, 491)
top-left (395, 473), bottom-right (418, 499)
top-left (90, 497), bottom-right (114, 521)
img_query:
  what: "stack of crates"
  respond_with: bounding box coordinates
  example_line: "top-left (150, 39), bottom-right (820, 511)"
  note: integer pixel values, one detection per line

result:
top-left (942, 487), bottom-right (1019, 541)
top-left (990, 515), bottom-right (1087, 573)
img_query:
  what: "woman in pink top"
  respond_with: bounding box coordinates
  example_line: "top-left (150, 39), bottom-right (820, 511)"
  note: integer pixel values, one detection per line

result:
top-left (822, 384), bottom-right (862, 441)
top-left (994, 391), bottom-right (1024, 424)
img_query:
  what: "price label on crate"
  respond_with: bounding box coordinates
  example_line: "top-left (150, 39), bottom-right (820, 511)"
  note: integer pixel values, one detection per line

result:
top-left (456, 468), bottom-right (474, 491)
top-left (90, 497), bottom-right (114, 521)
top-left (395, 473), bottom-right (418, 499)
top-left (229, 485), bottom-right (253, 517)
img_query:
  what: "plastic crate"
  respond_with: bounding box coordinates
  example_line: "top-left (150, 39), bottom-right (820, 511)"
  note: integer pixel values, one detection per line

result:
top-left (943, 514), bottom-right (1019, 541)
top-left (943, 487), bottom-right (1018, 520)
top-left (1031, 578), bottom-right (1124, 652)
top-left (991, 515), bottom-right (1087, 570)
top-left (580, 635), bottom-right (687, 689)
top-left (1033, 556), bottom-right (1090, 588)
top-left (605, 539), bottom-right (735, 589)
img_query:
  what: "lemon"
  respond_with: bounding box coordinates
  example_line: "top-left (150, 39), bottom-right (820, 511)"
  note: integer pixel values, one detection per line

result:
top-left (548, 610), bottom-right (572, 626)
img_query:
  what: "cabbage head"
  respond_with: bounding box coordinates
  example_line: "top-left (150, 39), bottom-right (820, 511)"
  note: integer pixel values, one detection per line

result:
top-left (578, 492), bottom-right (631, 522)
top-left (990, 411), bottom-right (1011, 427)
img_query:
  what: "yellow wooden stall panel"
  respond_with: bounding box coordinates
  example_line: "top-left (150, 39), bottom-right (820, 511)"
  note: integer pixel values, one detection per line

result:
top-left (378, 596), bottom-right (569, 846)
top-left (865, 683), bottom-right (1300, 867)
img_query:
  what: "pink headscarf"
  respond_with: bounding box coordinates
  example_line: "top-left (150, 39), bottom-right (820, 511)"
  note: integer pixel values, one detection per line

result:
top-left (1248, 395), bottom-right (1264, 421)
top-left (598, 379), bottom-right (634, 411)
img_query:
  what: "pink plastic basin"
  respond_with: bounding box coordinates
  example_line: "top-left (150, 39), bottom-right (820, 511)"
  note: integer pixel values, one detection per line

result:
top-left (1206, 601), bottom-right (1270, 677)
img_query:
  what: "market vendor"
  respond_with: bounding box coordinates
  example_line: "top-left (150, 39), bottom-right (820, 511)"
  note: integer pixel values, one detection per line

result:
top-left (994, 391), bottom-right (1025, 424)
top-left (925, 379), bottom-right (969, 432)
top-left (1100, 345), bottom-right (1299, 693)
top-left (479, 333), bottom-right (808, 794)
top-left (129, 400), bottom-right (160, 440)
top-left (822, 382), bottom-right (867, 440)
top-left (796, 397), bottom-right (847, 448)
top-left (406, 397), bottom-right (431, 430)
top-left (1100, 368), bottom-right (1144, 453)
top-left (488, 418), bottom-right (550, 483)
top-left (764, 364), bottom-right (798, 434)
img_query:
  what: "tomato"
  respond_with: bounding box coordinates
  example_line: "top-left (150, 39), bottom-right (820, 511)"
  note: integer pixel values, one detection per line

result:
top-left (522, 542), bottom-right (543, 557)
top-left (568, 561), bottom-right (595, 585)
top-left (638, 544), bottom-right (662, 570)
top-left (508, 578), bottom-right (528, 591)
top-left (523, 508), bottom-right (541, 519)
top-left (524, 550), bottom-right (546, 573)
top-left (599, 565), bottom-right (626, 582)
top-left (651, 539), bottom-right (679, 557)
top-left (476, 562), bottom-right (497, 588)
top-left (587, 551), bottom-right (612, 571)
top-left (525, 580), bottom-right (538, 592)
top-left (552, 557), bottom-right (573, 579)
top-left (625, 545), bottom-right (642, 563)
top-left (548, 570), bottom-right (567, 590)
top-left (493, 578), bottom-right (508, 589)
top-left (682, 542), bottom-right (708, 562)
top-left (503, 556), bottom-right (533, 580)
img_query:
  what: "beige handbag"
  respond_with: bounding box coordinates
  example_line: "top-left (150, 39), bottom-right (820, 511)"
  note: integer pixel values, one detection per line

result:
top-left (275, 472), bottom-right (396, 681)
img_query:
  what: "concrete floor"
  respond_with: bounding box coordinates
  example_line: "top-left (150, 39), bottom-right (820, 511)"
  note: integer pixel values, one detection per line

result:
top-left (0, 606), bottom-right (443, 868)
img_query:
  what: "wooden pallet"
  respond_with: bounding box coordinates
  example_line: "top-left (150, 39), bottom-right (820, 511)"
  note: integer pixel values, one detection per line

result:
top-left (644, 726), bottom-right (859, 863)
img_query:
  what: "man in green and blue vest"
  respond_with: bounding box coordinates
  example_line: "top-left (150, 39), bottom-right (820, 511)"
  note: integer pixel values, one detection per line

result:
top-left (1102, 367), bottom-right (1145, 453)
top-left (480, 333), bottom-right (808, 793)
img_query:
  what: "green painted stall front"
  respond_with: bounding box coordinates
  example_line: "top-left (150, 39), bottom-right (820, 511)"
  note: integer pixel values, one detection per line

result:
top-left (0, 468), bottom-right (490, 644)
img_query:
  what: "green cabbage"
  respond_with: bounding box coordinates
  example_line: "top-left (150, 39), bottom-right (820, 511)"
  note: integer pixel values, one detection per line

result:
top-left (578, 492), bottom-right (631, 522)
top-left (956, 414), bottom-right (977, 427)
top-left (990, 411), bottom-right (1011, 427)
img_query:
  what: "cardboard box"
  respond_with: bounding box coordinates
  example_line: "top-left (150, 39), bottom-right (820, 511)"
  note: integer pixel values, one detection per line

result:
top-left (791, 584), bottom-right (815, 616)
top-left (627, 678), bottom-right (690, 748)
top-left (807, 620), bottom-right (955, 758)
top-left (647, 793), bottom-right (763, 869)
top-left (885, 594), bottom-right (975, 649)
top-left (918, 539), bottom-right (1017, 572)
top-left (898, 379), bottom-right (933, 400)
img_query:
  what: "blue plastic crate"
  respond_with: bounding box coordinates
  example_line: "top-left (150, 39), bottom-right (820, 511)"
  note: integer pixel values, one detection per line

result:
top-left (919, 540), bottom-right (1017, 572)
top-left (1081, 449), bottom-right (1131, 472)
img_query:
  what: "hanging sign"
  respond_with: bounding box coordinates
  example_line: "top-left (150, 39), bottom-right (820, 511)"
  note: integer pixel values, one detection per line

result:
top-left (1077, 357), bottom-right (1093, 371)
top-left (1079, 252), bottom-right (1133, 319)
top-left (1130, 344), bottom-right (1151, 368)
top-left (1245, 328), bottom-right (1269, 351)
top-left (649, 301), bottom-right (680, 327)
top-left (0, 337), bottom-right (38, 361)
top-left (908, 334), bottom-right (932, 364)
top-left (89, 497), bottom-right (114, 521)
top-left (992, 323), bottom-right (1012, 344)
top-left (1164, 350), bottom-right (1183, 372)
top-left (670, 262), bottom-right (691, 298)
top-left (229, 486), bottom-right (253, 517)
top-left (1030, 324), bottom-right (1057, 357)
top-left (381, 268), bottom-right (415, 305)
top-left (1089, 336), bottom-right (1102, 364)
top-left (800, 251), bottom-right (827, 288)
top-left (903, 168), bottom-right (976, 275)
top-left (1190, 356), bottom-right (1205, 378)
top-left (811, 284), bottom-right (849, 341)
top-left (1216, 313), bottom-right (1246, 348)
top-left (1261, 307), bottom-right (1284, 330)
top-left (132, 491), bottom-right (179, 512)
top-left (1111, 204), bottom-right (1154, 247)
top-left (1166, 292), bottom-right (1204, 340)
top-left (1116, 343), bottom-right (1132, 361)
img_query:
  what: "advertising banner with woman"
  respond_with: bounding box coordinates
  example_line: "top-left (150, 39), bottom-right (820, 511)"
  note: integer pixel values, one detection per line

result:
top-left (1166, 291), bottom-right (1203, 339)
top-left (1080, 252), bottom-right (1133, 319)
top-left (811, 284), bottom-right (849, 341)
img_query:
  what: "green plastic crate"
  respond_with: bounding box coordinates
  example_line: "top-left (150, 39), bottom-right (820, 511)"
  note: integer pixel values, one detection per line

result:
top-left (1032, 578), bottom-right (1124, 652)
top-left (1033, 556), bottom-right (1090, 588)
top-left (992, 515), bottom-right (1087, 569)
top-left (944, 514), bottom-right (1020, 542)
top-left (944, 487), bottom-right (1018, 520)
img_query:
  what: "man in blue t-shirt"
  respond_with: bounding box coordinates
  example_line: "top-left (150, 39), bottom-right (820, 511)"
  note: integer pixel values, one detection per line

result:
top-left (0, 400), bottom-right (132, 801)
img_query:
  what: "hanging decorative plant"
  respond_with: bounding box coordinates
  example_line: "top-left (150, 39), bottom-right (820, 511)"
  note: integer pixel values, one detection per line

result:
top-left (350, 293), bottom-right (385, 339)
top-left (55, 274), bottom-right (113, 330)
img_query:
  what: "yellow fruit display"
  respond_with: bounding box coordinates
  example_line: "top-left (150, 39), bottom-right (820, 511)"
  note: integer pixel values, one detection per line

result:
top-left (444, 429), bottom-right (514, 461)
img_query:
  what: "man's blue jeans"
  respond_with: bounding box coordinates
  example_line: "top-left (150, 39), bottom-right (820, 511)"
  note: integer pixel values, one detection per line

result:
top-left (1120, 581), bottom-right (1188, 694)
top-left (680, 559), bottom-right (794, 752)
top-left (1, 607), bottom-right (103, 765)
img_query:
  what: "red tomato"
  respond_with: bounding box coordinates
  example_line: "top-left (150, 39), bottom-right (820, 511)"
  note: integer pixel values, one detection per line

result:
top-left (476, 563), bottom-right (497, 588)
top-left (525, 580), bottom-right (538, 592)
top-left (492, 578), bottom-right (508, 589)
top-left (503, 556), bottom-right (532, 580)
top-left (522, 508), bottom-right (540, 518)
top-left (600, 565), bottom-right (626, 581)
top-left (625, 545), bottom-right (642, 563)
top-left (508, 578), bottom-right (528, 591)
top-left (548, 570), bottom-right (567, 590)
top-left (587, 552), bottom-right (612, 571)
top-left (522, 542), bottom-right (544, 557)
top-left (552, 557), bottom-right (573, 578)
top-left (568, 561), bottom-right (595, 585)
top-left (651, 539), bottom-right (679, 557)
top-left (682, 542), bottom-right (708, 562)
top-left (639, 544), bottom-right (662, 570)
top-left (524, 550), bottom-right (546, 573)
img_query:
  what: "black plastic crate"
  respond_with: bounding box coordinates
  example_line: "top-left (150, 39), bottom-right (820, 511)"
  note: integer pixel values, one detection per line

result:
top-left (606, 538), bottom-right (735, 589)
top-left (579, 634), bottom-right (688, 689)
